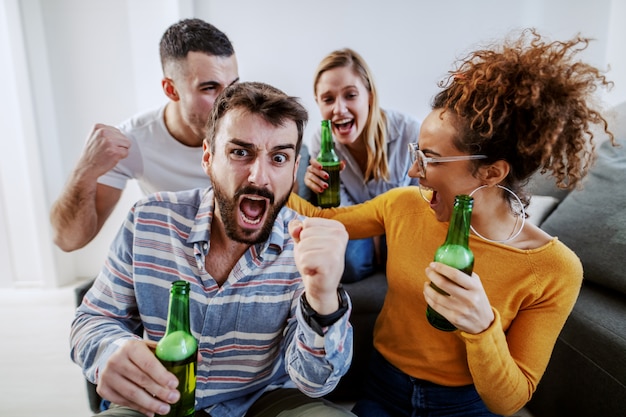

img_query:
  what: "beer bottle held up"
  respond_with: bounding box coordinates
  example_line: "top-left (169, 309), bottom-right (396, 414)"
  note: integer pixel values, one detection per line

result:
top-left (155, 281), bottom-right (198, 417)
top-left (426, 195), bottom-right (475, 332)
top-left (316, 119), bottom-right (341, 208)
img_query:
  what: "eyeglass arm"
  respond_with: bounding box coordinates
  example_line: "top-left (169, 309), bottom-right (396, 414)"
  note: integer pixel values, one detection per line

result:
top-left (427, 154), bottom-right (488, 163)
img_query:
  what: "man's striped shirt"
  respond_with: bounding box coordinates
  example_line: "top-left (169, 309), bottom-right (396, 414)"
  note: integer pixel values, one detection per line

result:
top-left (70, 188), bottom-right (352, 417)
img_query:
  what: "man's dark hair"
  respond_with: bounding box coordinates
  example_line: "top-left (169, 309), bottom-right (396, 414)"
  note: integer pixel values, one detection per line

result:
top-left (206, 82), bottom-right (308, 155)
top-left (159, 18), bottom-right (234, 71)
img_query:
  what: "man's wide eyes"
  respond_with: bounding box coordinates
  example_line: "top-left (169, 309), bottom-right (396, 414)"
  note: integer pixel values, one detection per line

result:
top-left (232, 149), bottom-right (249, 158)
top-left (230, 149), bottom-right (289, 164)
top-left (273, 154), bottom-right (288, 164)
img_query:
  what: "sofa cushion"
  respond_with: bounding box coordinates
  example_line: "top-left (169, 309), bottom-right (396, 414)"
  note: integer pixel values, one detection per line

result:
top-left (561, 282), bottom-right (626, 383)
top-left (527, 172), bottom-right (573, 203)
top-left (526, 195), bottom-right (560, 226)
top-left (540, 138), bottom-right (626, 294)
top-left (326, 272), bottom-right (388, 401)
top-left (296, 144), bottom-right (313, 201)
top-left (343, 272), bottom-right (387, 313)
top-left (528, 281), bottom-right (626, 417)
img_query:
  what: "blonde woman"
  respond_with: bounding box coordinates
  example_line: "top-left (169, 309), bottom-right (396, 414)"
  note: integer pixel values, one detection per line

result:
top-left (304, 48), bottom-right (421, 282)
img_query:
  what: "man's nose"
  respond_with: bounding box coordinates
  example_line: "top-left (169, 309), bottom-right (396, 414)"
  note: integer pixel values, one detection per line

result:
top-left (248, 158), bottom-right (270, 186)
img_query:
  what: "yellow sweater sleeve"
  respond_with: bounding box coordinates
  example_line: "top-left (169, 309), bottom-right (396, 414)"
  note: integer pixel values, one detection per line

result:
top-left (287, 193), bottom-right (324, 218)
top-left (287, 192), bottom-right (387, 239)
top-left (458, 243), bottom-right (583, 415)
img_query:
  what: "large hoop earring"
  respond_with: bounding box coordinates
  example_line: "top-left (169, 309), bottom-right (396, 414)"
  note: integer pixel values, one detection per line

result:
top-left (418, 184), bottom-right (433, 203)
top-left (468, 184), bottom-right (526, 244)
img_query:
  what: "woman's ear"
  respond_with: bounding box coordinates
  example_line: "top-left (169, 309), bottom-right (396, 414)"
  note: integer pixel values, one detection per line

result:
top-left (162, 78), bottom-right (180, 101)
top-left (477, 160), bottom-right (510, 186)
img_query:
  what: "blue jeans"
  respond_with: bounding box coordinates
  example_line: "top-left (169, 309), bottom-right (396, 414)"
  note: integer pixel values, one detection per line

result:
top-left (342, 236), bottom-right (387, 283)
top-left (351, 350), bottom-right (500, 417)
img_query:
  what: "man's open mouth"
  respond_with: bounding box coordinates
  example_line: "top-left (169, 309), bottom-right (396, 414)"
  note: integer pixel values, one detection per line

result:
top-left (239, 195), bottom-right (268, 225)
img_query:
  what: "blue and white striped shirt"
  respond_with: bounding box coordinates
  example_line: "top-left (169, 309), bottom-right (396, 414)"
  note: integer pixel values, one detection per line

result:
top-left (70, 188), bottom-right (353, 417)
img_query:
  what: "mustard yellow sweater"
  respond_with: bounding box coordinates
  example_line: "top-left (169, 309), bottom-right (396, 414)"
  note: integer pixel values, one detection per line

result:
top-left (288, 188), bottom-right (582, 415)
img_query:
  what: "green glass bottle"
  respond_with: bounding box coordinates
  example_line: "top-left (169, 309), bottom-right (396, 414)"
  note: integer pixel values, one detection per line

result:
top-left (316, 119), bottom-right (341, 208)
top-left (426, 195), bottom-right (475, 332)
top-left (155, 281), bottom-right (197, 417)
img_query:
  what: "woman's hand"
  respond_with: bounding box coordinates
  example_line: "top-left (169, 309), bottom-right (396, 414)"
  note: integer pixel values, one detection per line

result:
top-left (423, 262), bottom-right (495, 334)
top-left (304, 158), bottom-right (345, 194)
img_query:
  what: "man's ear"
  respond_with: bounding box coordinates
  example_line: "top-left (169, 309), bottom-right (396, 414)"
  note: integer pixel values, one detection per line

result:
top-left (202, 140), bottom-right (212, 173)
top-left (477, 160), bottom-right (510, 186)
top-left (292, 153), bottom-right (301, 182)
top-left (162, 78), bottom-right (180, 101)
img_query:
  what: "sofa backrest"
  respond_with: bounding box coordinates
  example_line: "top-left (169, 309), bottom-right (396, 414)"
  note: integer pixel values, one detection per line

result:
top-left (527, 101), bottom-right (626, 295)
top-left (609, 100), bottom-right (626, 140)
top-left (540, 136), bottom-right (626, 295)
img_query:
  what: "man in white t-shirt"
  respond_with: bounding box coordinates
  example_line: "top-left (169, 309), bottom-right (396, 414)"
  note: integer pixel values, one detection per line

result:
top-left (50, 18), bottom-right (239, 252)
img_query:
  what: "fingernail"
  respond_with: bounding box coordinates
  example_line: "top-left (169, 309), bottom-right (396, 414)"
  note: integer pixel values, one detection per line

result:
top-left (158, 405), bottom-right (170, 415)
top-left (167, 390), bottom-right (179, 402)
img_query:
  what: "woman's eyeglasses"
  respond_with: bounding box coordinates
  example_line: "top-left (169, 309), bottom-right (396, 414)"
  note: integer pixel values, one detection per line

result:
top-left (408, 143), bottom-right (488, 178)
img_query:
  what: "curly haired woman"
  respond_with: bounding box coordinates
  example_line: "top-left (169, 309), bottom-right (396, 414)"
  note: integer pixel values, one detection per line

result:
top-left (289, 29), bottom-right (614, 416)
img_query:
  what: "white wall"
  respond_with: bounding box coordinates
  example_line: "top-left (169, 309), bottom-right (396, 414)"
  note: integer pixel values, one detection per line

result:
top-left (1, 0), bottom-right (624, 287)
top-left (606, 0), bottom-right (626, 107)
top-left (0, 0), bottom-right (58, 287)
top-left (200, 0), bottom-right (615, 139)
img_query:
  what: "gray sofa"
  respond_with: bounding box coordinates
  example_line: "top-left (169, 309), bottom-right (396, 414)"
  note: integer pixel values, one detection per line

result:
top-left (525, 134), bottom-right (626, 416)
top-left (316, 103), bottom-right (626, 415)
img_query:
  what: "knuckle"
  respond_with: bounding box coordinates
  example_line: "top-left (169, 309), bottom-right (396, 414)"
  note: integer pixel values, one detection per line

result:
top-left (95, 383), bottom-right (109, 398)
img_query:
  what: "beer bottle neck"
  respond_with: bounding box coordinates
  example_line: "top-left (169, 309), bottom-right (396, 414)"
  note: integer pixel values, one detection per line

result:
top-left (165, 281), bottom-right (191, 335)
top-left (443, 195), bottom-right (473, 247)
top-left (320, 120), bottom-right (335, 153)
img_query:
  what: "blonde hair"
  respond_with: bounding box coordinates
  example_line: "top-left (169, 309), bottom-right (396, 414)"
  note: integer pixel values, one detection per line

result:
top-left (314, 48), bottom-right (389, 182)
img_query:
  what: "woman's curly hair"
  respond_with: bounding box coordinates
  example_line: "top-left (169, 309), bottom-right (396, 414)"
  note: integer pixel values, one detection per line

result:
top-left (433, 28), bottom-right (614, 206)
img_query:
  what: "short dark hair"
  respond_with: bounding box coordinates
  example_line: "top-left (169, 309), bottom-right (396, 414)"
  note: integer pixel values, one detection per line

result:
top-left (159, 18), bottom-right (234, 71)
top-left (206, 82), bottom-right (308, 155)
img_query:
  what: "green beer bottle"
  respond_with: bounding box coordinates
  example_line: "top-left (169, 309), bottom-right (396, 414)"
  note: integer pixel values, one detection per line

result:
top-left (155, 281), bottom-right (198, 417)
top-left (316, 119), bottom-right (341, 208)
top-left (426, 195), bottom-right (475, 332)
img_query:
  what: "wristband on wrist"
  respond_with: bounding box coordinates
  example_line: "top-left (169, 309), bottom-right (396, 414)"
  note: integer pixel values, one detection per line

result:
top-left (300, 285), bottom-right (349, 336)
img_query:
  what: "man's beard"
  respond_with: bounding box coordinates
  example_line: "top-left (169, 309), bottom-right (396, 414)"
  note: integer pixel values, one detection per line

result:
top-left (212, 181), bottom-right (292, 245)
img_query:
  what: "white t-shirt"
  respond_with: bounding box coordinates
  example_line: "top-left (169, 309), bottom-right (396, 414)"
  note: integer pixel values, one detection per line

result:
top-left (97, 105), bottom-right (210, 195)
